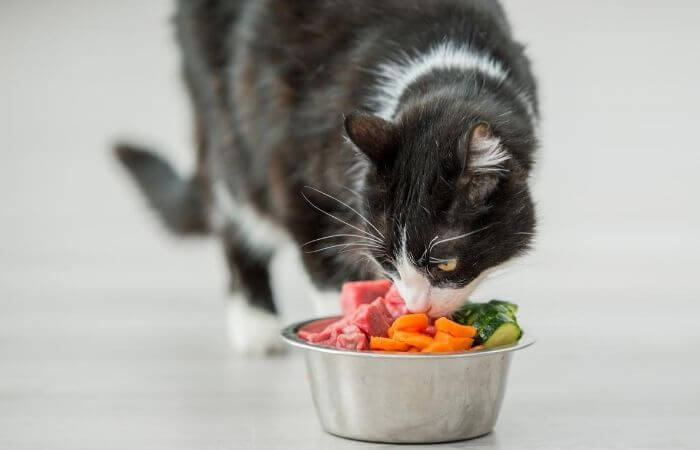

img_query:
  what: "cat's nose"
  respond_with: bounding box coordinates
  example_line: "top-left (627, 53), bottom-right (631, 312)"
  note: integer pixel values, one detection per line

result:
top-left (403, 291), bottom-right (431, 314)
top-left (394, 265), bottom-right (432, 313)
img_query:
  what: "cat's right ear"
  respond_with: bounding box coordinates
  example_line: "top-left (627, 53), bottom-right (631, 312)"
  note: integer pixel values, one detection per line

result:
top-left (344, 112), bottom-right (396, 165)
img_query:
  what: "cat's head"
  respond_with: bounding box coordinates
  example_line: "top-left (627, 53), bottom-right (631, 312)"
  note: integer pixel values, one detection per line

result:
top-left (344, 100), bottom-right (536, 317)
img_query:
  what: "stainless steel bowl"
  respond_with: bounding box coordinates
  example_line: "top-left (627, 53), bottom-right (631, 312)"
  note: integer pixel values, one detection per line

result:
top-left (281, 317), bottom-right (535, 444)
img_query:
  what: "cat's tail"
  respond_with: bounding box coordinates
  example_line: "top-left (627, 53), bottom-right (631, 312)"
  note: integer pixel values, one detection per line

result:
top-left (115, 143), bottom-right (208, 235)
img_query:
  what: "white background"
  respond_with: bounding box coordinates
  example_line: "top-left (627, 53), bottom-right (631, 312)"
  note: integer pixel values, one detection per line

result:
top-left (2, 1), bottom-right (699, 448)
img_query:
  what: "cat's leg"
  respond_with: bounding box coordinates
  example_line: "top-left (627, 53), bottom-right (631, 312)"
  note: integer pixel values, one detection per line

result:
top-left (222, 230), bottom-right (284, 356)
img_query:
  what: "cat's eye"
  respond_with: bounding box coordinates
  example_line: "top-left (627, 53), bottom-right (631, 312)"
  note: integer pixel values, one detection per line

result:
top-left (436, 259), bottom-right (458, 272)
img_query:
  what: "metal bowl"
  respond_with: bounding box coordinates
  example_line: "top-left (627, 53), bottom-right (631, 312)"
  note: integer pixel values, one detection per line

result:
top-left (281, 317), bottom-right (535, 444)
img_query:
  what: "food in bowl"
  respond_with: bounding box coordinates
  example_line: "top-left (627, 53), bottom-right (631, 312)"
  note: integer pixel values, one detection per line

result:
top-left (298, 280), bottom-right (523, 352)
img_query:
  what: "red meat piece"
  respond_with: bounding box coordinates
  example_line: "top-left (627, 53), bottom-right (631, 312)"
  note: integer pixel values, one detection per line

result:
top-left (298, 281), bottom-right (409, 350)
top-left (298, 316), bottom-right (350, 343)
top-left (336, 324), bottom-right (368, 350)
top-left (351, 297), bottom-right (394, 337)
top-left (340, 280), bottom-right (393, 316)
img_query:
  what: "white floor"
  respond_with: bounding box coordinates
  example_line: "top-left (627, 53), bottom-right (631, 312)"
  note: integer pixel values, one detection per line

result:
top-left (1, 1), bottom-right (699, 449)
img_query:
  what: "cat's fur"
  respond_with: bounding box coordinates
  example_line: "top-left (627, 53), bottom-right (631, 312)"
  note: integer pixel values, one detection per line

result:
top-left (116, 0), bottom-right (538, 355)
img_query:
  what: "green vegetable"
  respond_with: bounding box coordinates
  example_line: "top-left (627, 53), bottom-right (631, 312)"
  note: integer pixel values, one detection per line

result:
top-left (488, 300), bottom-right (518, 317)
top-left (480, 322), bottom-right (521, 348)
top-left (451, 300), bottom-right (522, 348)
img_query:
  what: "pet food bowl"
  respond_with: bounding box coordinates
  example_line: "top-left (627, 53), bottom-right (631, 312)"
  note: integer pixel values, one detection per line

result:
top-left (281, 317), bottom-right (535, 444)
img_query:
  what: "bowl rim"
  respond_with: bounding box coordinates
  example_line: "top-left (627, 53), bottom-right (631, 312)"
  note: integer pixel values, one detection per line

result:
top-left (281, 316), bottom-right (536, 359)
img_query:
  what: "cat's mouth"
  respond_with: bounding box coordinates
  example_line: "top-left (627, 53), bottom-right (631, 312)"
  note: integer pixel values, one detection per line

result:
top-left (396, 284), bottom-right (456, 318)
top-left (395, 269), bottom-right (496, 318)
top-left (420, 299), bottom-right (462, 319)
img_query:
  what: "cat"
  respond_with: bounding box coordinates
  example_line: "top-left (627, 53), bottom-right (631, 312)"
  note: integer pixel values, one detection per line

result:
top-left (116, 0), bottom-right (538, 356)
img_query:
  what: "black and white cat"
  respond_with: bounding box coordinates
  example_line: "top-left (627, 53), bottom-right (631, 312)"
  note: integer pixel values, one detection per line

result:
top-left (117, 0), bottom-right (538, 355)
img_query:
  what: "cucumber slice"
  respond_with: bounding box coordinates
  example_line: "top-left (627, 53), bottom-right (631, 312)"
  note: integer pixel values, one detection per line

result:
top-left (488, 300), bottom-right (518, 317)
top-left (482, 322), bottom-right (522, 348)
top-left (452, 300), bottom-right (523, 347)
top-left (451, 303), bottom-right (484, 325)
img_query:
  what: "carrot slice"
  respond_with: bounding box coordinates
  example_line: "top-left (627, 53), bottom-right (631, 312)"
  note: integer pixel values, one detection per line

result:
top-left (388, 326), bottom-right (423, 338)
top-left (407, 347), bottom-right (420, 353)
top-left (392, 331), bottom-right (434, 349)
top-left (448, 336), bottom-right (474, 351)
top-left (370, 336), bottom-right (410, 352)
top-left (434, 331), bottom-right (452, 343)
top-left (391, 314), bottom-right (430, 332)
top-left (468, 345), bottom-right (485, 352)
top-left (421, 342), bottom-right (454, 353)
top-left (435, 317), bottom-right (477, 338)
top-left (434, 331), bottom-right (473, 350)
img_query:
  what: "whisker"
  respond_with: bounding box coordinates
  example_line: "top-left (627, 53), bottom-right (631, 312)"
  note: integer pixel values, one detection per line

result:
top-left (301, 191), bottom-right (381, 242)
top-left (349, 251), bottom-right (385, 276)
top-left (304, 186), bottom-right (384, 239)
top-left (340, 185), bottom-right (362, 199)
top-left (430, 225), bottom-right (492, 250)
top-left (421, 235), bottom-right (440, 261)
top-left (305, 242), bottom-right (383, 254)
top-left (302, 233), bottom-right (382, 247)
top-left (429, 257), bottom-right (453, 263)
top-left (338, 246), bottom-right (383, 256)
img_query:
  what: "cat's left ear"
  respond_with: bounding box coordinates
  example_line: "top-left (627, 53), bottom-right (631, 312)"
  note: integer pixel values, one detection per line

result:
top-left (463, 122), bottom-right (510, 173)
top-left (344, 112), bottom-right (397, 165)
top-left (460, 122), bottom-right (510, 202)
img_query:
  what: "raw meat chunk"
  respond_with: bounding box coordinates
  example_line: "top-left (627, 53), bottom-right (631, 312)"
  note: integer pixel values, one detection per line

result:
top-left (340, 280), bottom-right (392, 315)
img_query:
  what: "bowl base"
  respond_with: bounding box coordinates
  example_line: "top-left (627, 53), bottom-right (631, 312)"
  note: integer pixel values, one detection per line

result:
top-left (323, 428), bottom-right (494, 444)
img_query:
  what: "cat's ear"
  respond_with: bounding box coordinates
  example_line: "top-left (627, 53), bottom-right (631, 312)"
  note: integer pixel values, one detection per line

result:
top-left (344, 112), bottom-right (396, 165)
top-left (465, 122), bottom-right (510, 173)
top-left (461, 122), bottom-right (509, 202)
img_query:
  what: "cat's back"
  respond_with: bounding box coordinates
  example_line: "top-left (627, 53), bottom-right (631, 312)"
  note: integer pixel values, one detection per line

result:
top-left (176, 0), bottom-right (517, 106)
top-left (231, 0), bottom-right (512, 78)
top-left (227, 0), bottom-right (521, 139)
top-left (175, 0), bottom-right (533, 206)
top-left (176, 0), bottom-right (518, 125)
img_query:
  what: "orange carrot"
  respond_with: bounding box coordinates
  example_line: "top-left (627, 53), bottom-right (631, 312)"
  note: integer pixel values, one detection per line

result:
top-left (388, 325), bottom-right (423, 338)
top-left (434, 330), bottom-right (473, 350)
top-left (434, 331), bottom-right (452, 343)
top-left (369, 336), bottom-right (410, 352)
top-left (448, 336), bottom-right (474, 351)
top-left (391, 313), bottom-right (430, 332)
top-left (435, 317), bottom-right (477, 338)
top-left (392, 330), bottom-right (434, 349)
top-left (468, 345), bottom-right (485, 352)
top-left (421, 342), bottom-right (454, 353)
top-left (372, 314), bottom-right (480, 353)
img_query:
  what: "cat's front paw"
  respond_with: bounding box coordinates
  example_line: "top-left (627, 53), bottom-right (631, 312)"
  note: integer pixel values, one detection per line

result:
top-left (226, 295), bottom-right (286, 357)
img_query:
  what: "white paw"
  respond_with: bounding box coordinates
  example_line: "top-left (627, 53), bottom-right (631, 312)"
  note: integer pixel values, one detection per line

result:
top-left (226, 295), bottom-right (286, 357)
